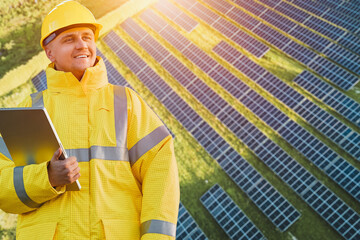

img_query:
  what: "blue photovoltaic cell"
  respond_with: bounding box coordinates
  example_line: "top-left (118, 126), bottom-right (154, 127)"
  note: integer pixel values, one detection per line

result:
top-left (163, 0), bottom-right (268, 58)
top-left (225, 0), bottom-right (360, 78)
top-left (214, 42), bottom-right (360, 201)
top-left (294, 71), bottom-right (360, 128)
top-left (104, 29), bottom-right (300, 232)
top-left (31, 70), bottom-right (47, 91)
top-left (177, 203), bottom-right (208, 240)
top-left (201, 184), bottom-right (266, 240)
top-left (155, 0), bottom-right (198, 32)
top-left (121, 18), bottom-right (360, 239)
top-left (197, 0), bottom-right (359, 90)
top-left (243, 0), bottom-right (360, 69)
top-left (289, 0), bottom-right (360, 36)
top-left (315, 0), bottom-right (360, 20)
top-left (0, 137), bottom-right (12, 160)
top-left (261, 0), bottom-right (360, 56)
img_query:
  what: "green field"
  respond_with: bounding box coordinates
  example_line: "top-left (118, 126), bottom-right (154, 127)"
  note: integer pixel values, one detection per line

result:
top-left (1, 0), bottom-right (360, 239)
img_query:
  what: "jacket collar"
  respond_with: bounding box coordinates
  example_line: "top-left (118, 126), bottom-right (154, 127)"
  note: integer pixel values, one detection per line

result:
top-left (46, 56), bottom-right (108, 94)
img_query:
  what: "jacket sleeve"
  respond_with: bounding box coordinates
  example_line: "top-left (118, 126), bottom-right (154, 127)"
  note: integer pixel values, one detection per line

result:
top-left (0, 95), bottom-right (66, 214)
top-left (126, 88), bottom-right (180, 240)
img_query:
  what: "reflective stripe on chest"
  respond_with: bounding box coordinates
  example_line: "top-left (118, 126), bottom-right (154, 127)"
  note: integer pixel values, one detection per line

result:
top-left (31, 86), bottom-right (129, 162)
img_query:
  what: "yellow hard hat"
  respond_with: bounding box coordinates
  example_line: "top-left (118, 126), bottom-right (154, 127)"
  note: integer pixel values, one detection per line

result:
top-left (40, 0), bottom-right (102, 48)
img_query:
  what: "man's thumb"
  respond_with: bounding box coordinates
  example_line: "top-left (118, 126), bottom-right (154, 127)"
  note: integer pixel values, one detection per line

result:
top-left (53, 148), bottom-right (62, 160)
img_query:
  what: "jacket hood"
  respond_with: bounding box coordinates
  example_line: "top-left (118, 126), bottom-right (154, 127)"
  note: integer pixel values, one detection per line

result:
top-left (46, 56), bottom-right (108, 94)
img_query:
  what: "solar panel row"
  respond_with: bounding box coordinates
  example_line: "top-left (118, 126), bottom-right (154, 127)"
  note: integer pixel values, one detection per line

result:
top-left (288, 0), bottom-right (360, 36)
top-left (155, 0), bottom-right (199, 32)
top-left (228, 0), bottom-right (360, 75)
top-left (200, 184), bottom-right (266, 240)
top-left (138, 8), bottom-right (360, 203)
top-left (211, 41), bottom-right (360, 201)
top-left (177, 203), bottom-right (208, 240)
top-left (164, 0), bottom-right (269, 58)
top-left (104, 29), bottom-right (300, 232)
top-left (293, 71), bottom-right (360, 127)
top-left (258, 0), bottom-right (360, 56)
top-left (198, 0), bottom-right (359, 90)
top-left (120, 18), bottom-right (360, 239)
top-left (31, 70), bottom-right (47, 92)
top-left (315, 0), bottom-right (360, 20)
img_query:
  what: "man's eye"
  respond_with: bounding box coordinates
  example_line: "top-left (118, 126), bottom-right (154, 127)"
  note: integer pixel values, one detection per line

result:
top-left (64, 38), bottom-right (73, 42)
top-left (84, 36), bottom-right (92, 40)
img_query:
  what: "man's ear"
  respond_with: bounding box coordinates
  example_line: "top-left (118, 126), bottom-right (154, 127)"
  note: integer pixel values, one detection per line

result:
top-left (44, 46), bottom-right (55, 62)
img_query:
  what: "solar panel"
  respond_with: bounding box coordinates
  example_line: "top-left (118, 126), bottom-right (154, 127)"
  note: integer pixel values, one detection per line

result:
top-left (200, 184), bottom-right (266, 240)
top-left (162, 0), bottom-right (268, 58)
top-left (31, 70), bottom-right (47, 91)
top-left (202, 0), bottom-right (360, 89)
top-left (177, 203), bottom-right (208, 240)
top-left (0, 137), bottom-right (11, 160)
top-left (293, 71), bottom-right (360, 127)
top-left (229, 0), bottom-right (360, 75)
top-left (260, 0), bottom-right (360, 56)
top-left (155, 0), bottom-right (198, 32)
top-left (289, 0), bottom-right (360, 36)
top-left (103, 29), bottom-right (301, 232)
top-left (315, 0), bottom-right (360, 20)
top-left (211, 40), bottom-right (360, 201)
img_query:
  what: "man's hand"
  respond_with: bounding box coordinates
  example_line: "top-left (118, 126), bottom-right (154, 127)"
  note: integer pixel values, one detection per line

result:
top-left (47, 148), bottom-right (80, 187)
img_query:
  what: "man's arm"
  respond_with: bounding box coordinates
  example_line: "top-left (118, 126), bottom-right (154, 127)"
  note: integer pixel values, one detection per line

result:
top-left (126, 88), bottom-right (180, 240)
top-left (0, 95), bottom-right (66, 214)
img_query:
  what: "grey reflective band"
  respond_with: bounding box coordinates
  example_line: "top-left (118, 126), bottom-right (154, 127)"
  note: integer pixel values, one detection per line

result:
top-left (30, 92), bottom-right (44, 108)
top-left (141, 219), bottom-right (176, 237)
top-left (113, 85), bottom-right (128, 149)
top-left (66, 146), bottom-right (128, 162)
top-left (13, 166), bottom-right (42, 209)
top-left (129, 125), bottom-right (170, 166)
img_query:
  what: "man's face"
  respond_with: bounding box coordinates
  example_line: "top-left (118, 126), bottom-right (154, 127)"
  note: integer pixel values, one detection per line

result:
top-left (44, 27), bottom-right (97, 80)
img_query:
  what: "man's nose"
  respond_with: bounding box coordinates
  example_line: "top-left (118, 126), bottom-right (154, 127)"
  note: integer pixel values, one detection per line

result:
top-left (75, 38), bottom-right (87, 49)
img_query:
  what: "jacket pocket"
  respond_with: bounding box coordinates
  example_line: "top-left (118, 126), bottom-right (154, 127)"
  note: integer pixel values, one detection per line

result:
top-left (17, 222), bottom-right (58, 240)
top-left (102, 219), bottom-right (140, 240)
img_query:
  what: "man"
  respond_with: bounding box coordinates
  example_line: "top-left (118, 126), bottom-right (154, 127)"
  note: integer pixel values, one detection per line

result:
top-left (0, 1), bottom-right (180, 239)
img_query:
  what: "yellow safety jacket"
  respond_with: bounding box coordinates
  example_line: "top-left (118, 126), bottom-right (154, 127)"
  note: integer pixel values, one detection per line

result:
top-left (0, 57), bottom-right (180, 240)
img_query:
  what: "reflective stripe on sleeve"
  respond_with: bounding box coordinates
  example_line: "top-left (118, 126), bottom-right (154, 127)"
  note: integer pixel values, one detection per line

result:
top-left (128, 125), bottom-right (170, 166)
top-left (13, 166), bottom-right (42, 209)
top-left (30, 92), bottom-right (44, 108)
top-left (141, 219), bottom-right (176, 237)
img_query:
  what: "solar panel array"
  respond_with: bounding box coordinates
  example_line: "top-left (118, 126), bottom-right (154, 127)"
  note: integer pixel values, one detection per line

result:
top-left (155, 0), bottom-right (199, 32)
top-left (177, 203), bottom-right (208, 239)
top-left (210, 40), bottom-right (360, 199)
top-left (120, 15), bottom-right (360, 240)
top-left (157, 0), bottom-right (269, 58)
top-left (294, 71), bottom-right (360, 127)
top-left (288, 0), bottom-right (360, 36)
top-left (200, 184), bottom-right (266, 240)
top-left (103, 29), bottom-right (300, 232)
top-left (193, 0), bottom-right (359, 90)
top-left (137, 8), bottom-right (360, 203)
top-left (227, 0), bottom-right (360, 76)
top-left (257, 0), bottom-right (360, 55)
